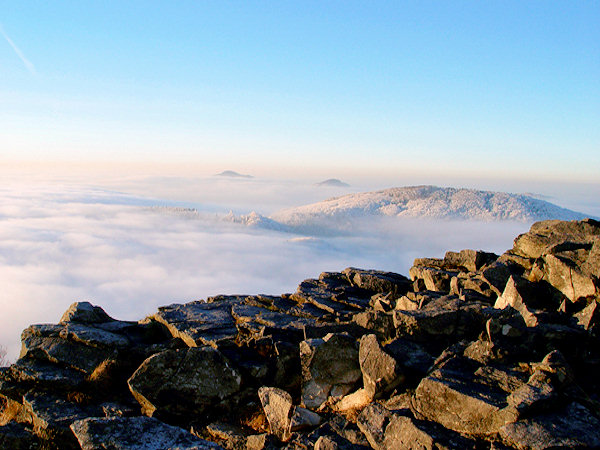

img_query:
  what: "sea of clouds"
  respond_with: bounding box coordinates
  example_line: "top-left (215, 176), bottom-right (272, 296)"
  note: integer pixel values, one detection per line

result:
top-left (2, 174), bottom-right (590, 361)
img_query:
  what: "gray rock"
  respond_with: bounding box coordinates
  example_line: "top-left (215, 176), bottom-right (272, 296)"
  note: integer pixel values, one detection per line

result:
top-left (71, 416), bottom-right (222, 449)
top-left (574, 300), bottom-right (598, 330)
top-left (512, 218), bottom-right (600, 259)
top-left (443, 249), bottom-right (498, 273)
top-left (0, 421), bottom-right (40, 449)
top-left (59, 301), bottom-right (115, 324)
top-left (541, 254), bottom-right (597, 302)
top-left (20, 324), bottom-right (118, 375)
top-left (352, 311), bottom-right (395, 341)
top-left (412, 354), bottom-right (526, 437)
top-left (499, 402), bottom-right (600, 449)
top-left (300, 333), bottom-right (361, 410)
top-left (494, 276), bottom-right (540, 327)
top-left (482, 261), bottom-right (515, 296)
top-left (127, 347), bottom-right (241, 419)
top-left (356, 403), bottom-right (390, 450)
top-left (152, 300), bottom-right (240, 347)
top-left (358, 334), bottom-right (402, 397)
top-left (290, 406), bottom-right (321, 432)
top-left (408, 266), bottom-right (456, 293)
top-left (343, 268), bottom-right (411, 298)
top-left (258, 387), bottom-right (293, 441)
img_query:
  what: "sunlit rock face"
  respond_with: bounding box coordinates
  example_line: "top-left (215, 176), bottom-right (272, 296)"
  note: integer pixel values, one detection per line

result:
top-left (1, 219), bottom-right (599, 449)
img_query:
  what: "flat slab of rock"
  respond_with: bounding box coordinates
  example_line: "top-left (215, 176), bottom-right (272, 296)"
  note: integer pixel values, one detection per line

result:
top-left (128, 347), bottom-right (241, 419)
top-left (71, 416), bottom-right (222, 449)
top-left (152, 300), bottom-right (240, 347)
top-left (258, 387), bottom-right (293, 441)
top-left (499, 402), bottom-right (600, 449)
top-left (413, 355), bottom-right (525, 437)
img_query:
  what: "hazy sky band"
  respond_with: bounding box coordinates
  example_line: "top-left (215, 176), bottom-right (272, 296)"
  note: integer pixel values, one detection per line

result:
top-left (1, 2), bottom-right (598, 180)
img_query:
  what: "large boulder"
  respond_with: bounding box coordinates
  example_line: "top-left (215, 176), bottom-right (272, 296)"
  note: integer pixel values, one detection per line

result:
top-left (127, 347), bottom-right (242, 420)
top-left (443, 249), bottom-right (498, 273)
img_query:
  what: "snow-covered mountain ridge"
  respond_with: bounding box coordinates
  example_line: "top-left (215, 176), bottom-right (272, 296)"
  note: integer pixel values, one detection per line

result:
top-left (269, 185), bottom-right (588, 227)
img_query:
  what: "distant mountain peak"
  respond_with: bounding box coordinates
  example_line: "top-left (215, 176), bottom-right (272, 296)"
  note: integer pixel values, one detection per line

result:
top-left (269, 185), bottom-right (588, 233)
top-left (316, 178), bottom-right (350, 187)
top-left (215, 170), bottom-right (253, 178)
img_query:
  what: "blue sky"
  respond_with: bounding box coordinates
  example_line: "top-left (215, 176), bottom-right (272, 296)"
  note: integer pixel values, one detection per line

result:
top-left (1, 1), bottom-right (598, 181)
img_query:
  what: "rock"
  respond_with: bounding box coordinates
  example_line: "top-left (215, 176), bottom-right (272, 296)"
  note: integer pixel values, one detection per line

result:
top-left (540, 254), bottom-right (597, 302)
top-left (22, 391), bottom-right (100, 449)
top-left (356, 403), bottom-right (390, 450)
top-left (20, 324), bottom-right (119, 375)
top-left (290, 406), bottom-right (321, 431)
top-left (60, 301), bottom-right (116, 324)
top-left (382, 338), bottom-right (434, 382)
top-left (358, 334), bottom-right (403, 397)
top-left (443, 249), bottom-right (498, 272)
top-left (342, 268), bottom-right (411, 297)
top-left (204, 421), bottom-right (249, 449)
top-left (258, 387), bottom-right (293, 441)
top-left (383, 413), bottom-right (481, 450)
top-left (127, 347), bottom-right (241, 420)
top-left (408, 266), bottom-right (456, 293)
top-left (482, 261), bottom-right (515, 296)
top-left (499, 402), bottom-right (600, 449)
top-left (494, 276), bottom-right (540, 327)
top-left (412, 354), bottom-right (526, 437)
top-left (300, 333), bottom-right (361, 410)
top-left (332, 388), bottom-right (372, 413)
top-left (0, 421), bottom-right (40, 449)
top-left (71, 416), bottom-right (222, 449)
top-left (352, 311), bottom-right (395, 341)
top-left (574, 300), bottom-right (598, 330)
top-left (152, 300), bottom-right (240, 347)
top-left (582, 238), bottom-right (600, 279)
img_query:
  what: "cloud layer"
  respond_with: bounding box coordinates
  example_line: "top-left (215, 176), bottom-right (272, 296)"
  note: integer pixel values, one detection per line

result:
top-left (0, 179), bottom-right (532, 361)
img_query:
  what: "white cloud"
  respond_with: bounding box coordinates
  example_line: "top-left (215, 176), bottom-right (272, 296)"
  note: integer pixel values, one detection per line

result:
top-left (0, 178), bottom-right (533, 362)
top-left (0, 24), bottom-right (36, 75)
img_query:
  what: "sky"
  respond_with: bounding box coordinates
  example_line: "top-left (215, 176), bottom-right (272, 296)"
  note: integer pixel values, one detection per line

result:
top-left (1, 1), bottom-right (599, 181)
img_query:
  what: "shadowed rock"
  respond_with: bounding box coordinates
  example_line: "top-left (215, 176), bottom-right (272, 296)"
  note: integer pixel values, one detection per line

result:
top-left (71, 416), bottom-right (222, 449)
top-left (128, 347), bottom-right (241, 420)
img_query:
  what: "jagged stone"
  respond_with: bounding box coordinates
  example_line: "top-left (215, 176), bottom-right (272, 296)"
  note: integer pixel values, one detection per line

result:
top-left (333, 388), bottom-right (372, 413)
top-left (0, 421), bottom-right (40, 449)
top-left (204, 422), bottom-right (248, 449)
top-left (443, 249), bottom-right (498, 272)
top-left (412, 257), bottom-right (445, 268)
top-left (359, 334), bottom-right (402, 397)
top-left (494, 276), bottom-right (541, 327)
top-left (20, 324), bottom-right (118, 375)
top-left (582, 238), bottom-right (600, 279)
top-left (499, 402), bottom-right (600, 449)
top-left (342, 268), bottom-right (411, 298)
top-left (412, 354), bottom-right (527, 437)
top-left (22, 391), bottom-right (101, 449)
top-left (482, 261), bottom-right (515, 296)
top-left (512, 218), bottom-right (600, 259)
top-left (540, 253), bottom-right (597, 302)
top-left (352, 311), bottom-right (395, 341)
top-left (574, 299), bottom-right (598, 330)
top-left (258, 387), bottom-right (293, 441)
top-left (300, 333), bottom-right (361, 410)
top-left (290, 406), bottom-right (321, 431)
top-left (127, 347), bottom-right (241, 419)
top-left (450, 272), bottom-right (496, 299)
top-left (59, 301), bottom-right (115, 324)
top-left (71, 416), bottom-right (222, 449)
top-left (356, 403), bottom-right (390, 450)
top-left (408, 266), bottom-right (457, 292)
top-left (392, 298), bottom-right (487, 347)
top-left (152, 300), bottom-right (240, 347)
top-left (382, 338), bottom-right (434, 382)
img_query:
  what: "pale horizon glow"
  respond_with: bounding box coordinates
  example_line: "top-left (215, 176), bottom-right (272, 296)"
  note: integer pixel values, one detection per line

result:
top-left (1, 2), bottom-right (598, 180)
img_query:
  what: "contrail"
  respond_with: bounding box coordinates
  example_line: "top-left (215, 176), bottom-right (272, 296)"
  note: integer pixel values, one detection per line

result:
top-left (0, 24), bottom-right (36, 75)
